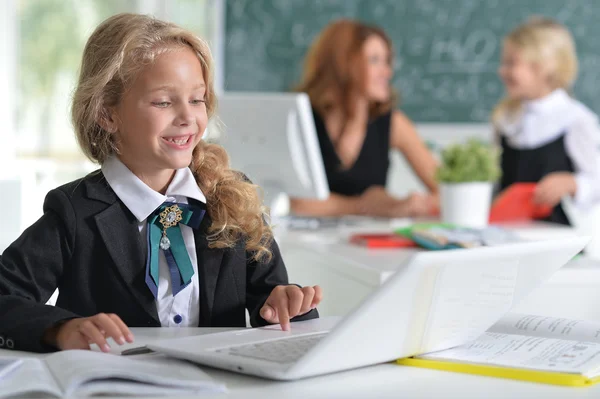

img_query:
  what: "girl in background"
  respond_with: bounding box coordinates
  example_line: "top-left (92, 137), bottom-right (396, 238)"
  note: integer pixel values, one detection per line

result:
top-left (292, 19), bottom-right (439, 218)
top-left (494, 17), bottom-right (600, 225)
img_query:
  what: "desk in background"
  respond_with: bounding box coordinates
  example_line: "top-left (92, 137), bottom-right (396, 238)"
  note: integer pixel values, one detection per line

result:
top-left (2, 327), bottom-right (600, 399)
top-left (275, 219), bottom-right (600, 321)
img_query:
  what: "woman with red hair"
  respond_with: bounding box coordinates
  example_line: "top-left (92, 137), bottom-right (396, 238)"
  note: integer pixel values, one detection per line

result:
top-left (292, 19), bottom-right (438, 218)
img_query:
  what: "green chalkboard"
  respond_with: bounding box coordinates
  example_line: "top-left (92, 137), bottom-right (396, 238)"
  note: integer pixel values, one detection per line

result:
top-left (224, 0), bottom-right (600, 122)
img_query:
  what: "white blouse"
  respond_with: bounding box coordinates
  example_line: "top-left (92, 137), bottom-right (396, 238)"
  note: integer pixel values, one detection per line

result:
top-left (102, 156), bottom-right (206, 327)
top-left (496, 89), bottom-right (600, 210)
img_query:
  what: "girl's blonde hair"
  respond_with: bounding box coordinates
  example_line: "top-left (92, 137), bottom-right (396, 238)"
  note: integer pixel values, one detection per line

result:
top-left (72, 13), bottom-right (273, 261)
top-left (492, 17), bottom-right (578, 124)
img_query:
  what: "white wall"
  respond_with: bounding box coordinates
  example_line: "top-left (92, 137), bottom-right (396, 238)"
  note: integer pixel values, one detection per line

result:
top-left (0, 1), bottom-right (27, 252)
top-left (212, 0), bottom-right (225, 94)
top-left (0, 0), bottom-right (16, 169)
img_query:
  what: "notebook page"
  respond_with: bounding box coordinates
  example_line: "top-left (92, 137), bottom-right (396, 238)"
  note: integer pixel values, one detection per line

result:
top-left (0, 358), bottom-right (61, 398)
top-left (74, 380), bottom-right (219, 397)
top-left (489, 314), bottom-right (600, 343)
top-left (44, 350), bottom-right (225, 396)
top-left (420, 332), bottom-right (600, 374)
top-left (0, 359), bottom-right (22, 380)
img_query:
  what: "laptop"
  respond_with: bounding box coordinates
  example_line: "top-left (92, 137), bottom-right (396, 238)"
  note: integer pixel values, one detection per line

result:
top-left (148, 237), bottom-right (588, 380)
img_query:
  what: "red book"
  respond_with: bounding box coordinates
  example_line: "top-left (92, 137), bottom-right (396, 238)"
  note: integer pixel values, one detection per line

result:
top-left (349, 233), bottom-right (418, 248)
top-left (489, 183), bottom-right (553, 223)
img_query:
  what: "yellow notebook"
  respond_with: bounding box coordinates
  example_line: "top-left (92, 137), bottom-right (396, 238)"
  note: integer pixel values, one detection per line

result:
top-left (397, 313), bottom-right (600, 388)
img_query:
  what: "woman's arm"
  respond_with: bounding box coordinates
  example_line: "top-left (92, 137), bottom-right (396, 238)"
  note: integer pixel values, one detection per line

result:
top-left (289, 110), bottom-right (439, 218)
top-left (290, 186), bottom-right (433, 218)
top-left (289, 194), bottom-right (362, 217)
top-left (535, 114), bottom-right (600, 207)
top-left (563, 115), bottom-right (600, 207)
top-left (390, 111), bottom-right (439, 194)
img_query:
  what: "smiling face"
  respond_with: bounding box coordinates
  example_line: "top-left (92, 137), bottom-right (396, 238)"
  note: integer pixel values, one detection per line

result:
top-left (498, 41), bottom-right (552, 100)
top-left (362, 35), bottom-right (393, 102)
top-left (110, 46), bottom-right (208, 186)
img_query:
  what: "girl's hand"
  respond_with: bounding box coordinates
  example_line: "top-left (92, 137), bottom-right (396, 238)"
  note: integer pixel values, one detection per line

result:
top-left (534, 172), bottom-right (577, 207)
top-left (45, 313), bottom-right (134, 352)
top-left (260, 285), bottom-right (323, 331)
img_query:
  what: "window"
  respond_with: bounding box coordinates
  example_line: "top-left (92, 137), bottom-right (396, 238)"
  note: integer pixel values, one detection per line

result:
top-left (13, 0), bottom-right (215, 184)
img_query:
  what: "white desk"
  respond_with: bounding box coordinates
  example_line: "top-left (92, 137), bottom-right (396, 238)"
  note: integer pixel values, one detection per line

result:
top-left (275, 219), bottom-right (600, 321)
top-left (2, 327), bottom-right (600, 398)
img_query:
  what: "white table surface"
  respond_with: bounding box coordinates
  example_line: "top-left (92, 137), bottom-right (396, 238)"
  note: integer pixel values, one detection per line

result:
top-left (2, 327), bottom-right (600, 399)
top-left (3, 220), bottom-right (599, 397)
top-left (276, 219), bottom-right (584, 282)
top-left (274, 218), bottom-right (600, 320)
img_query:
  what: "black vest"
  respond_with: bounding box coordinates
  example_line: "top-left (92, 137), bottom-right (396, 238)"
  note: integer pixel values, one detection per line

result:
top-left (500, 133), bottom-right (574, 225)
top-left (313, 110), bottom-right (391, 196)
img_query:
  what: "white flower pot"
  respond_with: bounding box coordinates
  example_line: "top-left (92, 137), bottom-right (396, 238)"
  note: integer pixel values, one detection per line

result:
top-left (440, 182), bottom-right (493, 228)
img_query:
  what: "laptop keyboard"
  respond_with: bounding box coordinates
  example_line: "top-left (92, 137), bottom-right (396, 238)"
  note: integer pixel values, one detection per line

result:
top-left (215, 333), bottom-right (328, 364)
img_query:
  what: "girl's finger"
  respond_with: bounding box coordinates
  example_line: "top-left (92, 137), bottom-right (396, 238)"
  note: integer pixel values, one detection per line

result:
top-left (108, 313), bottom-right (135, 343)
top-left (92, 313), bottom-right (126, 345)
top-left (286, 286), bottom-right (304, 318)
top-left (275, 296), bottom-right (290, 331)
top-left (79, 320), bottom-right (110, 352)
top-left (299, 287), bottom-right (315, 314)
top-left (260, 304), bottom-right (278, 323)
top-left (311, 285), bottom-right (323, 308)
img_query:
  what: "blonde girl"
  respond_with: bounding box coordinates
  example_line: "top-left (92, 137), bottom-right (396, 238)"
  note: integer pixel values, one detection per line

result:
top-left (494, 17), bottom-right (600, 225)
top-left (0, 13), bottom-right (321, 353)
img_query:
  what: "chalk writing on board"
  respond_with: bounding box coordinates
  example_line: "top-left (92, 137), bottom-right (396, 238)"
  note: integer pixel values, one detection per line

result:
top-left (224, 0), bottom-right (600, 122)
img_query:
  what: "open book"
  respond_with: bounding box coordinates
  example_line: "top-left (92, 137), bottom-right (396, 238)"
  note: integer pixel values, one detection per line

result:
top-left (398, 313), bottom-right (600, 387)
top-left (0, 350), bottom-right (226, 398)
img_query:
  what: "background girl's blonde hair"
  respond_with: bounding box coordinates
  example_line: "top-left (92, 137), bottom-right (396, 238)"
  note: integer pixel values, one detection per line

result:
top-left (492, 17), bottom-right (578, 124)
top-left (72, 13), bottom-right (273, 261)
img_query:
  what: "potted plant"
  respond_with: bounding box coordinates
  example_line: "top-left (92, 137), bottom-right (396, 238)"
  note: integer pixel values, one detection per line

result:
top-left (436, 139), bottom-right (501, 228)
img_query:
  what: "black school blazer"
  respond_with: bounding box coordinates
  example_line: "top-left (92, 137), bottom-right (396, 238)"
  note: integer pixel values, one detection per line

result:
top-left (0, 172), bottom-right (317, 352)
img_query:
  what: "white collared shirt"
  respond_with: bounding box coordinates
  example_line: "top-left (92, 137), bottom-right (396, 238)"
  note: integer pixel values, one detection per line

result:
top-left (496, 89), bottom-right (600, 209)
top-left (102, 156), bottom-right (206, 327)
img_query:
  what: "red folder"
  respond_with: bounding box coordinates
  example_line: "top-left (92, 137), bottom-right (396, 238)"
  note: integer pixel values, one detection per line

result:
top-left (349, 233), bottom-right (418, 248)
top-left (489, 183), bottom-right (553, 223)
